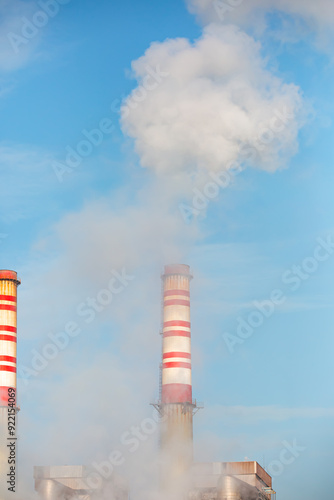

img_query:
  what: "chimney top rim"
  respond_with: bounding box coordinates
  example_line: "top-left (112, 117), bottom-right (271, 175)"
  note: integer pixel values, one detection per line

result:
top-left (0, 270), bottom-right (21, 284)
top-left (163, 264), bottom-right (192, 278)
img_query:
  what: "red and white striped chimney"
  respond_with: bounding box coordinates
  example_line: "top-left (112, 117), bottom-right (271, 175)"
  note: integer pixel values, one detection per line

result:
top-left (159, 265), bottom-right (196, 492)
top-left (161, 264), bottom-right (192, 405)
top-left (0, 270), bottom-right (20, 491)
top-left (0, 270), bottom-right (20, 407)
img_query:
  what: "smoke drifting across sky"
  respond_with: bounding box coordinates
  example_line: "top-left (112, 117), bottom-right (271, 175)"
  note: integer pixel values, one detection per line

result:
top-left (0, 0), bottom-right (43, 72)
top-left (186, 0), bottom-right (334, 38)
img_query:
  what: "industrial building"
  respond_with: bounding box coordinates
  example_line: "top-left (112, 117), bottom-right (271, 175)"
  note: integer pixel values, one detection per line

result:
top-left (33, 465), bottom-right (128, 500)
top-left (0, 267), bottom-right (276, 499)
top-left (190, 461), bottom-right (274, 500)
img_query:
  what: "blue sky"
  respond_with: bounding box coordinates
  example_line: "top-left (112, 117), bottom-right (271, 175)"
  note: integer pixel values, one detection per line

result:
top-left (1, 1), bottom-right (333, 498)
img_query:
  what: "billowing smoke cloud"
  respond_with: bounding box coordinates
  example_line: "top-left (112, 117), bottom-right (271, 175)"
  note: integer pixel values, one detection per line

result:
top-left (121, 24), bottom-right (303, 179)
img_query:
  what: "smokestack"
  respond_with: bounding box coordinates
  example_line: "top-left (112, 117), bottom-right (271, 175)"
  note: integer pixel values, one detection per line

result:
top-left (0, 270), bottom-right (20, 493)
top-left (161, 264), bottom-right (192, 405)
top-left (158, 264), bottom-right (197, 493)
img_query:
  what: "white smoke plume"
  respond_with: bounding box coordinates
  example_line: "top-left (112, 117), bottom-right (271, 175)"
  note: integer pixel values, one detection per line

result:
top-left (186, 0), bottom-right (334, 31)
top-left (121, 24), bottom-right (304, 181)
top-left (13, 181), bottom-right (199, 500)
